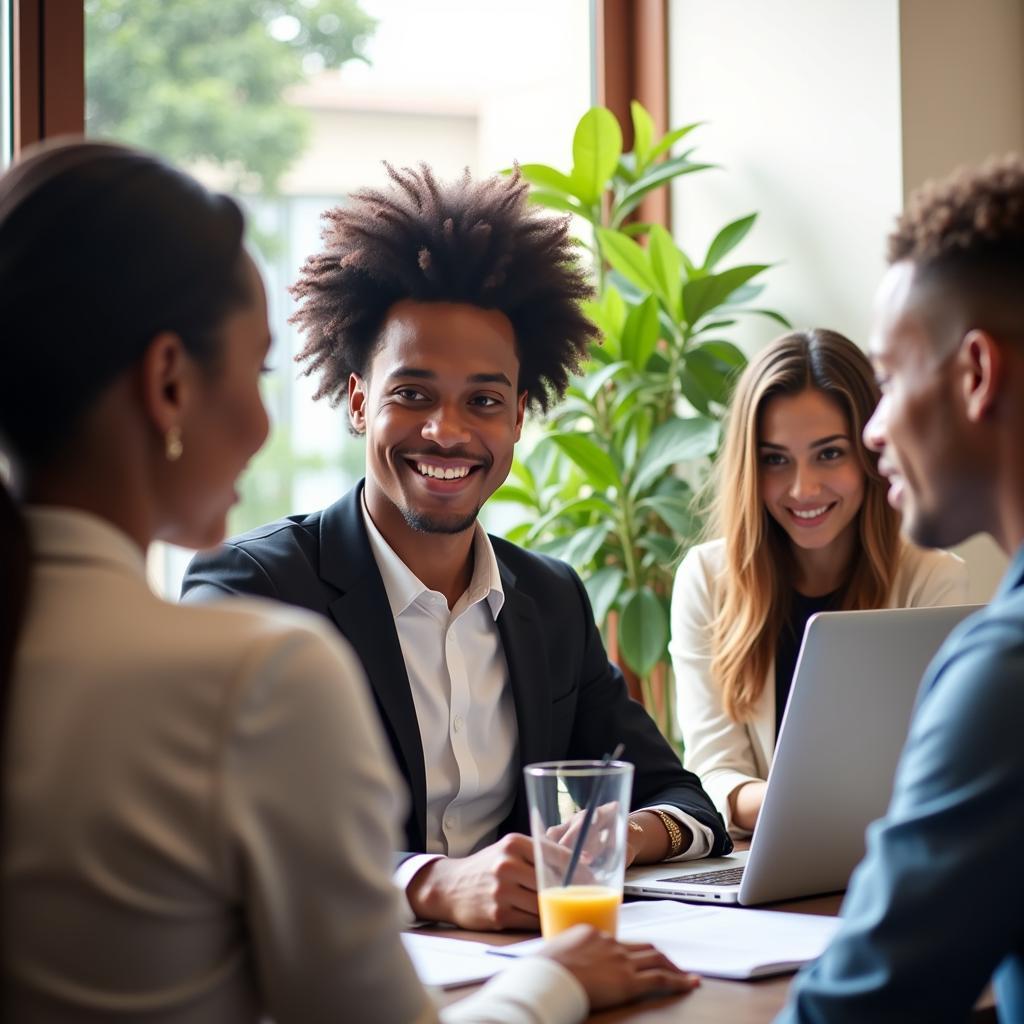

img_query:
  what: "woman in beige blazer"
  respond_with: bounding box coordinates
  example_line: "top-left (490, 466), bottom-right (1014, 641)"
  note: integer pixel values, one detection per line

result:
top-left (670, 330), bottom-right (967, 838)
top-left (0, 141), bottom-right (692, 1023)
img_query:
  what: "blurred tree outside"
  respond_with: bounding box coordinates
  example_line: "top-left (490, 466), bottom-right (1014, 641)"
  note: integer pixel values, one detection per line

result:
top-left (86, 0), bottom-right (377, 193)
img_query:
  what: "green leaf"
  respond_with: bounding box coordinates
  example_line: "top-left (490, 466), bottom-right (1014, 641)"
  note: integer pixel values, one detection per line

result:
top-left (525, 438), bottom-right (559, 488)
top-left (620, 295), bottom-right (660, 371)
top-left (703, 213), bottom-right (757, 270)
top-left (581, 285), bottom-right (627, 348)
top-left (679, 368), bottom-right (712, 416)
top-left (682, 348), bottom-right (736, 405)
top-left (612, 157), bottom-right (715, 226)
top-left (620, 221), bottom-right (657, 238)
top-left (647, 121), bottom-right (704, 162)
top-left (528, 496), bottom-right (614, 542)
top-left (518, 163), bottom-right (581, 198)
top-left (630, 416), bottom-right (721, 495)
top-left (722, 282), bottom-right (766, 306)
top-left (528, 190), bottom-right (586, 216)
top-left (691, 318), bottom-right (737, 336)
top-left (637, 534), bottom-right (680, 564)
top-left (648, 224), bottom-right (684, 319)
top-left (581, 360), bottom-right (631, 401)
top-left (618, 587), bottom-right (670, 676)
top-left (548, 433), bottom-right (621, 492)
top-left (638, 494), bottom-right (699, 537)
top-left (491, 484), bottom-right (538, 507)
top-left (596, 228), bottom-right (659, 294)
top-left (682, 264), bottom-right (770, 326)
top-left (508, 458), bottom-right (536, 492)
top-left (504, 522), bottom-right (533, 545)
top-left (570, 107), bottom-right (623, 204)
top-left (693, 339), bottom-right (747, 368)
top-left (583, 565), bottom-right (625, 627)
top-left (742, 307), bottom-right (793, 328)
top-left (630, 100), bottom-right (655, 169)
top-left (537, 523), bottom-right (610, 569)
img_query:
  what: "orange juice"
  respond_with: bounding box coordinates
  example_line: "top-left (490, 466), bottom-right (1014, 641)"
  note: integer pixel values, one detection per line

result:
top-left (538, 885), bottom-right (622, 937)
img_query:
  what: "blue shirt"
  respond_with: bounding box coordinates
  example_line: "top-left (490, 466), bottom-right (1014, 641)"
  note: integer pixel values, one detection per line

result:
top-left (776, 544), bottom-right (1024, 1024)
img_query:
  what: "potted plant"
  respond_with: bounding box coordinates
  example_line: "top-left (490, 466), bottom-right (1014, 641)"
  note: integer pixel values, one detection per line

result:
top-left (494, 103), bottom-right (789, 738)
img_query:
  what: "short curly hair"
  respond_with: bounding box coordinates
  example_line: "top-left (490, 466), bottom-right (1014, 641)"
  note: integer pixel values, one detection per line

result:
top-left (290, 163), bottom-right (597, 413)
top-left (888, 154), bottom-right (1024, 269)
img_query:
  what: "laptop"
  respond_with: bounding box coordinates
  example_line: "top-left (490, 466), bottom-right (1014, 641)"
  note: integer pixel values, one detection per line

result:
top-left (625, 603), bottom-right (980, 906)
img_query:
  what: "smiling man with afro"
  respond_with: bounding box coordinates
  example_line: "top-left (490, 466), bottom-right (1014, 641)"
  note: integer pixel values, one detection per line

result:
top-left (184, 163), bottom-right (730, 931)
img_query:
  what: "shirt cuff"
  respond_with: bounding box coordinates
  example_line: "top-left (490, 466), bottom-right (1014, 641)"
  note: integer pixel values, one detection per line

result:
top-left (394, 853), bottom-right (446, 924)
top-left (638, 804), bottom-right (714, 861)
top-left (439, 956), bottom-right (588, 1024)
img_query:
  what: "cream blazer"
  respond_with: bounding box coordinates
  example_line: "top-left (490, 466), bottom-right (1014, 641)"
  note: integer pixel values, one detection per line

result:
top-left (669, 537), bottom-right (969, 838)
top-left (2, 508), bottom-right (586, 1024)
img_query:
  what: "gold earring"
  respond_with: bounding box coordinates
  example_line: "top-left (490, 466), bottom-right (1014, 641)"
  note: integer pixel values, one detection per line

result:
top-left (165, 426), bottom-right (183, 462)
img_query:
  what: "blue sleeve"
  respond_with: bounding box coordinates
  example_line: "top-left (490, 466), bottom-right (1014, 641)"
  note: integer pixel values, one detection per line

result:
top-left (776, 620), bottom-right (1024, 1023)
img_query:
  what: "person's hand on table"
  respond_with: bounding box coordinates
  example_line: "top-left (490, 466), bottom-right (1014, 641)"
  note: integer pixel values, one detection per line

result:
top-left (547, 804), bottom-right (687, 866)
top-left (406, 833), bottom-right (572, 930)
top-left (540, 924), bottom-right (700, 1010)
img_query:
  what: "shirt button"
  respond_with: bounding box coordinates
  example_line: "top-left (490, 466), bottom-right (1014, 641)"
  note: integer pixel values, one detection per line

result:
top-left (453, 715), bottom-right (464, 733)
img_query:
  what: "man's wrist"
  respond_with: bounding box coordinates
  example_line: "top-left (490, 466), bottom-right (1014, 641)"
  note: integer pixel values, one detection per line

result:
top-left (405, 855), bottom-right (449, 921)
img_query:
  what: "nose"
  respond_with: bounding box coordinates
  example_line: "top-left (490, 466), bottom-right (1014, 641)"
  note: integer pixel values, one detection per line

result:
top-left (421, 402), bottom-right (472, 448)
top-left (863, 398), bottom-right (887, 454)
top-left (789, 461), bottom-right (823, 502)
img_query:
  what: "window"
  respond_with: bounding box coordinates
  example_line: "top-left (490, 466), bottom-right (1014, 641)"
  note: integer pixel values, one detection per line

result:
top-left (85, 0), bottom-right (592, 595)
top-left (1, 0), bottom-right (11, 168)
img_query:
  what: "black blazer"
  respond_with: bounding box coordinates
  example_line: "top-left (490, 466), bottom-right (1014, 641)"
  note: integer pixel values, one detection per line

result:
top-left (182, 483), bottom-right (731, 861)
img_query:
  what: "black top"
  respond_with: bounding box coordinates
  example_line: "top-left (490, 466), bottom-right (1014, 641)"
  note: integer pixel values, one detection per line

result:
top-left (774, 590), bottom-right (839, 736)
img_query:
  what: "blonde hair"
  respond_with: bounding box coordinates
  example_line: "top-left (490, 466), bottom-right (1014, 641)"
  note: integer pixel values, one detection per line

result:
top-left (705, 329), bottom-right (901, 721)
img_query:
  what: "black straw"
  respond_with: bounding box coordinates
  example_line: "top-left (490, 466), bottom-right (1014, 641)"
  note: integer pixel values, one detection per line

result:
top-left (561, 743), bottom-right (625, 886)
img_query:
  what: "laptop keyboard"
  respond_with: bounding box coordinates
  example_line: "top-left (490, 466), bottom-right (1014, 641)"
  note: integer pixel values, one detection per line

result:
top-left (661, 866), bottom-right (746, 886)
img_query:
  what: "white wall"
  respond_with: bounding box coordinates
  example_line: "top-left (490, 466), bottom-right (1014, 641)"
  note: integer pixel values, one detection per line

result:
top-left (668, 0), bottom-right (903, 353)
top-left (668, 0), bottom-right (1022, 600)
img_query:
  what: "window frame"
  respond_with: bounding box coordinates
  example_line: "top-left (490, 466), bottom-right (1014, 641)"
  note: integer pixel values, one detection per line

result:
top-left (12, 0), bottom-right (83, 151)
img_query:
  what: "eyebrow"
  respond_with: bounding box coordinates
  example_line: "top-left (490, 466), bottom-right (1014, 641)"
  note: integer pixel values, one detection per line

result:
top-left (759, 434), bottom-right (850, 451)
top-left (387, 366), bottom-right (514, 387)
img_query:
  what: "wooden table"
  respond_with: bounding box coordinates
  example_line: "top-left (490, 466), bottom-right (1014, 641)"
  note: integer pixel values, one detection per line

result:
top-left (430, 890), bottom-right (997, 1022)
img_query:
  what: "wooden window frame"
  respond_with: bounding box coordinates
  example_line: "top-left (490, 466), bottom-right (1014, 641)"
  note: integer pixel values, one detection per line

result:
top-left (12, 0), bottom-right (83, 153)
top-left (594, 0), bottom-right (669, 228)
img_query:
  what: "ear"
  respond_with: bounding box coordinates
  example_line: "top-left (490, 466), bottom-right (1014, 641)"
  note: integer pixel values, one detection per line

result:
top-left (348, 373), bottom-right (368, 435)
top-left (137, 331), bottom-right (194, 439)
top-left (959, 329), bottom-right (1004, 423)
top-left (513, 390), bottom-right (528, 443)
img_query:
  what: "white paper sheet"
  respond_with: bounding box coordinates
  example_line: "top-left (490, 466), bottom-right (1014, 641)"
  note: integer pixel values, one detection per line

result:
top-left (402, 932), bottom-right (505, 989)
top-left (489, 899), bottom-right (842, 980)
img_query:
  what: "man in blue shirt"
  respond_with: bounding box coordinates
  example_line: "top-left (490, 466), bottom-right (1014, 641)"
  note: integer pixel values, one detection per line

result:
top-left (777, 158), bottom-right (1024, 1022)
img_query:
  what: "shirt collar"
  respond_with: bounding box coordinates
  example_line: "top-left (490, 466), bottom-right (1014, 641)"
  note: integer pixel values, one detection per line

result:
top-left (25, 505), bottom-right (148, 580)
top-left (360, 493), bottom-right (504, 620)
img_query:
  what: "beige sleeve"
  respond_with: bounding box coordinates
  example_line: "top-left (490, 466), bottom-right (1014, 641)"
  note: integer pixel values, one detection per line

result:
top-left (669, 546), bottom-right (762, 837)
top-left (218, 618), bottom-right (437, 1024)
top-left (902, 548), bottom-right (970, 608)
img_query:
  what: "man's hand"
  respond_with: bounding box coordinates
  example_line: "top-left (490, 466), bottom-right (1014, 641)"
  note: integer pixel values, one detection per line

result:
top-left (405, 833), bottom-right (571, 930)
top-left (540, 925), bottom-right (700, 1010)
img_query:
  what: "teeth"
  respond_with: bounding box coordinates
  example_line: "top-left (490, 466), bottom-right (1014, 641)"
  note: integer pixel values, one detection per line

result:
top-left (416, 462), bottom-right (470, 480)
top-left (793, 505), bottom-right (830, 520)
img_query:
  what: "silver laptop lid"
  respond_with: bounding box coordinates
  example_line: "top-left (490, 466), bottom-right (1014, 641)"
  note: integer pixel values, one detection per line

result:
top-left (738, 602), bottom-right (979, 904)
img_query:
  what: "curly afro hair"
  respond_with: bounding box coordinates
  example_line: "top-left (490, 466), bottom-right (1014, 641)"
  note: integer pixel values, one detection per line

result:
top-left (290, 163), bottom-right (598, 413)
top-left (889, 155), bottom-right (1024, 271)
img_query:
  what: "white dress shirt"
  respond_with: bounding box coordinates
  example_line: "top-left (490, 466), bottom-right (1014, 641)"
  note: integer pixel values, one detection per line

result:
top-left (361, 500), bottom-right (713, 898)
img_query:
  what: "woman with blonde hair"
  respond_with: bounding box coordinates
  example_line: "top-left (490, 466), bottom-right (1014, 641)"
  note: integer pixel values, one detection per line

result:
top-left (670, 329), bottom-right (968, 837)
top-left (0, 140), bottom-right (694, 1023)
